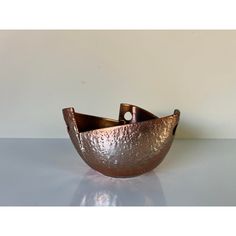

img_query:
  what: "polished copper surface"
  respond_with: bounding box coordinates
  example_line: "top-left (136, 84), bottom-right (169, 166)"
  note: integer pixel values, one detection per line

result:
top-left (62, 103), bottom-right (180, 178)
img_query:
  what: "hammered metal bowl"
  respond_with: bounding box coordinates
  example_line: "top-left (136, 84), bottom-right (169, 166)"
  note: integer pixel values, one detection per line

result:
top-left (63, 103), bottom-right (180, 178)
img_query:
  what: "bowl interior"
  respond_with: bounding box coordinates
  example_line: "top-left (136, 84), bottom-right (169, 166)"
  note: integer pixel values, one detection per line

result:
top-left (75, 103), bottom-right (158, 133)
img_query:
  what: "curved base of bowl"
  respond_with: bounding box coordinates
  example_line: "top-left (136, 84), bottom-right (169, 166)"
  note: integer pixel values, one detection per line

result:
top-left (87, 159), bottom-right (163, 178)
top-left (97, 172), bottom-right (146, 178)
top-left (80, 141), bottom-right (173, 178)
top-left (91, 168), bottom-right (157, 178)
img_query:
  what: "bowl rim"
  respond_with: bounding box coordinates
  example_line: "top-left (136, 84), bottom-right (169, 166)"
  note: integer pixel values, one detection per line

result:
top-left (63, 106), bottom-right (180, 135)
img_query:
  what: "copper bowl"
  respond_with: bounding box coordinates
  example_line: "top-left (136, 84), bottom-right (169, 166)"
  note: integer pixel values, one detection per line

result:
top-left (63, 103), bottom-right (180, 178)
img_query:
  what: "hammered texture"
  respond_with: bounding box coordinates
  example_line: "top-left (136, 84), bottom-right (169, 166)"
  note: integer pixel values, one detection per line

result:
top-left (63, 104), bottom-right (180, 177)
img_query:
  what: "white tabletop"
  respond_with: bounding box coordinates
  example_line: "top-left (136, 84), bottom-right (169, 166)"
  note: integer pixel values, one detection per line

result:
top-left (0, 138), bottom-right (235, 206)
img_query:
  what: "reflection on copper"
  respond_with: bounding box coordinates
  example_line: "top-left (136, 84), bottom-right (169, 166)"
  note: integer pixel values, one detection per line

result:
top-left (71, 170), bottom-right (166, 206)
top-left (63, 103), bottom-right (180, 177)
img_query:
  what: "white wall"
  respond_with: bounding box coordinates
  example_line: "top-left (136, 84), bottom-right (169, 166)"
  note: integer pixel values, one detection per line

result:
top-left (0, 30), bottom-right (235, 138)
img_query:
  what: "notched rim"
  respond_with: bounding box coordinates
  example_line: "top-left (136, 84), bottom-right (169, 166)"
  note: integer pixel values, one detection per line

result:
top-left (62, 104), bottom-right (180, 134)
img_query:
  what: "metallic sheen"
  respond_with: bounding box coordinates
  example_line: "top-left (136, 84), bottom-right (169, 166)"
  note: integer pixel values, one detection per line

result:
top-left (63, 103), bottom-right (180, 178)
